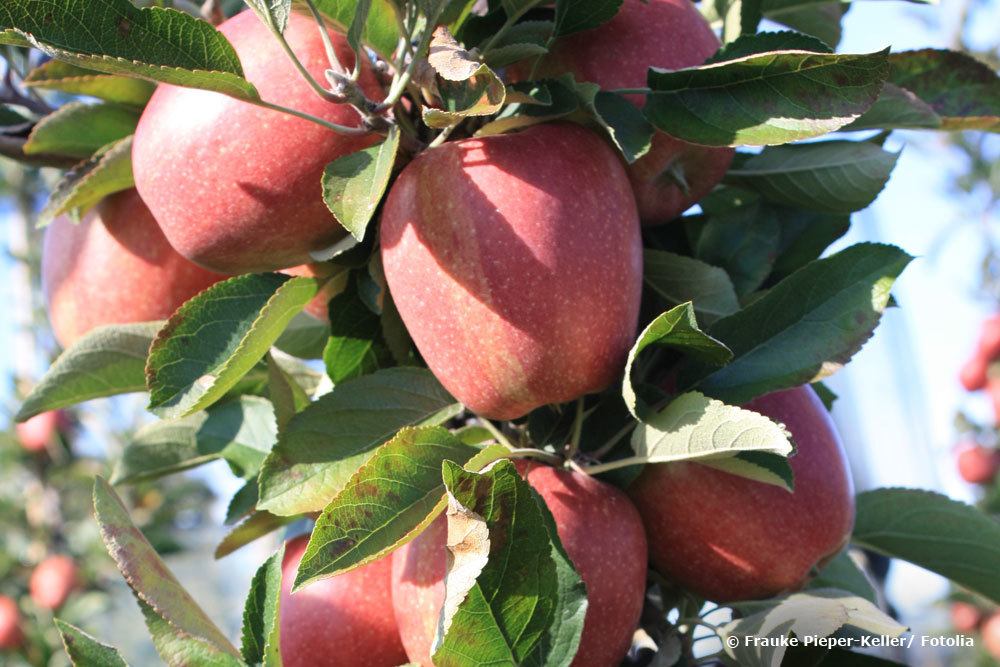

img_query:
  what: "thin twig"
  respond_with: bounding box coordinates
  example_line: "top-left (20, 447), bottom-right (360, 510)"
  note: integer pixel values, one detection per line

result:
top-left (302, 0), bottom-right (347, 76)
top-left (248, 98), bottom-right (369, 135)
top-left (479, 419), bottom-right (516, 451)
top-left (565, 397), bottom-right (585, 461)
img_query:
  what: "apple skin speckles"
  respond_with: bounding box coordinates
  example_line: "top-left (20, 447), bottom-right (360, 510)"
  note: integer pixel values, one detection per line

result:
top-left (381, 122), bottom-right (643, 420)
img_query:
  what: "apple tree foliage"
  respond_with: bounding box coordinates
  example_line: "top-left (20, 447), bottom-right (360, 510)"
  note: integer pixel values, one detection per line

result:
top-left (2, 0), bottom-right (1000, 665)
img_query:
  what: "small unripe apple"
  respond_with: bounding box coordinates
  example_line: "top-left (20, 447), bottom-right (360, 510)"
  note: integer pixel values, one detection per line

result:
top-left (959, 353), bottom-right (989, 391)
top-left (956, 444), bottom-right (1000, 485)
top-left (42, 190), bottom-right (226, 348)
top-left (983, 612), bottom-right (1000, 660)
top-left (15, 410), bottom-right (61, 452)
top-left (391, 463), bottom-right (648, 667)
top-left (29, 554), bottom-right (79, 610)
top-left (381, 122), bottom-right (643, 419)
top-left (0, 596), bottom-right (22, 650)
top-left (513, 0), bottom-right (734, 224)
top-left (133, 11), bottom-right (384, 273)
top-left (280, 535), bottom-right (407, 667)
top-left (629, 386), bottom-right (855, 602)
top-left (950, 601), bottom-right (982, 634)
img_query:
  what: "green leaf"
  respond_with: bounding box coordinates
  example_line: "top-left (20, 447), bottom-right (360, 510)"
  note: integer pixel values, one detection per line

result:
top-left (722, 589), bottom-right (906, 667)
top-left (843, 83), bottom-right (942, 131)
top-left (700, 450), bottom-right (795, 491)
top-left (434, 459), bottom-right (558, 665)
top-left (553, 0), bottom-right (622, 36)
top-left (240, 545), bottom-right (284, 667)
top-left (726, 141), bottom-right (900, 214)
top-left (24, 60), bottom-right (155, 106)
top-left (145, 273), bottom-right (321, 419)
top-left (323, 277), bottom-right (392, 383)
top-left (705, 30), bottom-right (832, 64)
top-left (808, 550), bottom-right (878, 605)
top-left (643, 249), bottom-right (741, 322)
top-left (112, 396), bottom-right (277, 484)
top-left (24, 102), bottom-right (139, 159)
top-left (484, 42), bottom-right (549, 69)
top-left (887, 49), bottom-right (1000, 131)
top-left (215, 511), bottom-right (297, 559)
top-left (16, 322), bottom-right (159, 422)
top-left (295, 426), bottom-right (486, 586)
top-left (309, 0), bottom-right (398, 61)
top-left (323, 126), bottom-right (399, 242)
top-left (853, 488), bottom-right (1000, 604)
top-left (267, 353), bottom-right (310, 433)
top-left (225, 478), bottom-right (262, 526)
top-left (774, 4), bottom-right (846, 47)
top-left (136, 596), bottom-right (242, 667)
top-left (93, 477), bottom-right (242, 662)
top-left (245, 0), bottom-right (291, 33)
top-left (645, 49), bottom-right (889, 146)
top-left (274, 311), bottom-right (332, 359)
top-left (257, 367), bottom-right (462, 516)
top-left (770, 208), bottom-right (850, 281)
top-left (576, 85), bottom-right (653, 163)
top-left (55, 620), bottom-right (129, 667)
top-left (522, 485), bottom-right (587, 667)
top-left (623, 304), bottom-right (732, 417)
top-left (0, 104), bottom-right (31, 126)
top-left (0, 0), bottom-right (258, 99)
top-left (476, 78), bottom-right (579, 136)
top-left (37, 135), bottom-right (135, 228)
top-left (685, 243), bottom-right (912, 404)
top-left (632, 392), bottom-right (794, 484)
top-left (690, 194), bottom-right (781, 297)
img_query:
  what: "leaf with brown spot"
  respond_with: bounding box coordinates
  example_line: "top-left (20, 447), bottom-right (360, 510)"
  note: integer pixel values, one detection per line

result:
top-left (887, 49), bottom-right (1000, 131)
top-left (256, 367), bottom-right (462, 516)
top-left (295, 427), bottom-right (502, 587)
top-left (432, 460), bottom-right (561, 665)
top-left (92, 478), bottom-right (242, 664)
top-left (56, 620), bottom-right (129, 667)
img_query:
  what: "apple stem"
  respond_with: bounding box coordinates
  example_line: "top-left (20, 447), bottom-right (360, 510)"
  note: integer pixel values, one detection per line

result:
top-left (267, 22), bottom-right (350, 106)
top-left (609, 88), bottom-right (652, 95)
top-left (427, 123), bottom-right (459, 148)
top-left (375, 8), bottom-right (440, 113)
top-left (247, 98), bottom-right (371, 136)
top-left (564, 397), bottom-right (586, 461)
top-left (579, 455), bottom-right (649, 476)
top-left (479, 418), bottom-right (517, 451)
top-left (301, 0), bottom-right (348, 78)
top-left (589, 420), bottom-right (638, 460)
top-left (507, 448), bottom-right (564, 466)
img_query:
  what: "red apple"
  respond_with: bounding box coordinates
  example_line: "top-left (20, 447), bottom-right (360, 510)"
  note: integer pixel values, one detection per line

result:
top-left (15, 410), bottom-right (60, 452)
top-left (959, 352), bottom-right (989, 391)
top-left (380, 122), bottom-right (642, 419)
top-left (132, 11), bottom-right (384, 274)
top-left (950, 601), bottom-right (982, 634)
top-left (42, 189), bottom-right (226, 348)
top-left (391, 463), bottom-right (648, 667)
top-left (978, 315), bottom-right (1000, 360)
top-left (983, 612), bottom-right (1000, 660)
top-left (956, 444), bottom-right (1000, 485)
top-left (629, 386), bottom-right (855, 602)
top-left (29, 554), bottom-right (79, 610)
top-left (513, 0), bottom-right (734, 224)
top-left (280, 535), bottom-right (406, 667)
top-left (0, 596), bottom-right (22, 650)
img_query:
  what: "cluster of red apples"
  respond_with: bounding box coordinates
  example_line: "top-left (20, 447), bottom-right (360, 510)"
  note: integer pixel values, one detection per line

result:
top-left (0, 555), bottom-right (79, 651)
top-left (33, 1), bottom-right (856, 665)
top-left (957, 316), bottom-right (1000, 488)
